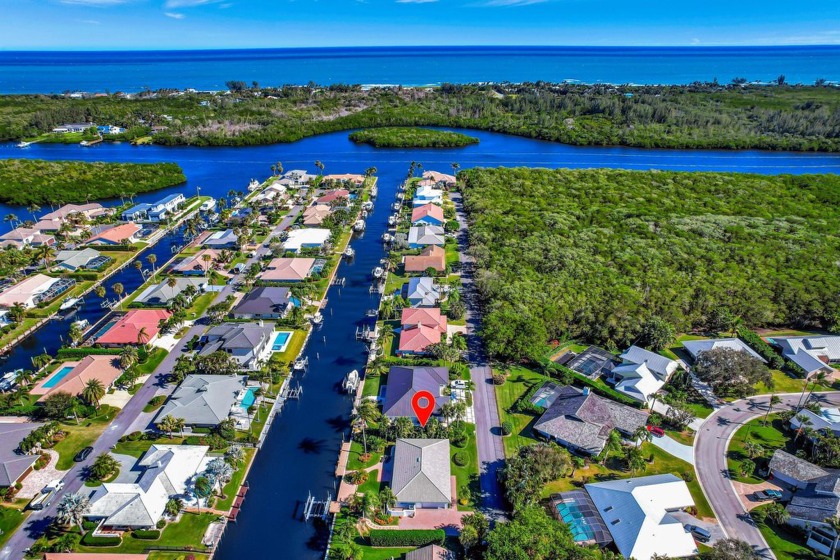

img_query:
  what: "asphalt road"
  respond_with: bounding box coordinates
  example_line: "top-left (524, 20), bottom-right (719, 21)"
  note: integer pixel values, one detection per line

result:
top-left (695, 391), bottom-right (840, 559)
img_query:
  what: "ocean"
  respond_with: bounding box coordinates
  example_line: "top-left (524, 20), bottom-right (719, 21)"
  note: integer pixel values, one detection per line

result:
top-left (1, 45), bottom-right (839, 93)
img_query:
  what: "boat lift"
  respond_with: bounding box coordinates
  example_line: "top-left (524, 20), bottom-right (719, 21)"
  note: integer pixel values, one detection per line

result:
top-left (281, 383), bottom-right (303, 400)
top-left (302, 492), bottom-right (332, 522)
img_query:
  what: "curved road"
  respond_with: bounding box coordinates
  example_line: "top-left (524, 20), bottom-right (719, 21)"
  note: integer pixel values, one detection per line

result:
top-left (695, 391), bottom-right (840, 559)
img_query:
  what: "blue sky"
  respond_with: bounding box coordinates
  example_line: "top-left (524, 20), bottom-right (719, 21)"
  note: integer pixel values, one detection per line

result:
top-left (2, 0), bottom-right (839, 49)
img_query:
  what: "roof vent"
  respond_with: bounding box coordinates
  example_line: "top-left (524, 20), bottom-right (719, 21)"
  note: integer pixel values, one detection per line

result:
top-left (582, 387), bottom-right (591, 396)
top-left (611, 519), bottom-right (621, 525)
top-left (604, 506), bottom-right (613, 512)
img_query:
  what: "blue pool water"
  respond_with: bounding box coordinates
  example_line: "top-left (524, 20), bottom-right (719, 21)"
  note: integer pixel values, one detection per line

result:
top-left (271, 331), bottom-right (292, 352)
top-left (556, 500), bottom-right (596, 542)
top-left (240, 388), bottom-right (257, 410)
top-left (43, 366), bottom-right (74, 389)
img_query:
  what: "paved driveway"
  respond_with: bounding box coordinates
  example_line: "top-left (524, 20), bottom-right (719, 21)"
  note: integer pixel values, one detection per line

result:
top-left (694, 392), bottom-right (840, 559)
top-left (650, 434), bottom-right (695, 464)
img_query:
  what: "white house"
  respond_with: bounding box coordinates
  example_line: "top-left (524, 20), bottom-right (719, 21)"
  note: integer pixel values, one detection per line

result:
top-left (768, 335), bottom-right (840, 376)
top-left (199, 322), bottom-right (274, 370)
top-left (283, 228), bottom-right (331, 253)
top-left (608, 346), bottom-right (679, 403)
top-left (412, 185), bottom-right (443, 207)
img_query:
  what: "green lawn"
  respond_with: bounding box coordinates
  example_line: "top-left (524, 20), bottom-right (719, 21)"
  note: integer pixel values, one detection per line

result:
top-left (53, 406), bottom-right (120, 470)
top-left (665, 428), bottom-right (695, 446)
top-left (149, 553), bottom-right (209, 560)
top-left (494, 366), bottom-right (547, 457)
top-left (0, 504), bottom-right (27, 548)
top-left (727, 414), bottom-right (791, 483)
top-left (271, 328), bottom-right (308, 364)
top-left (215, 448), bottom-right (256, 511)
top-left (357, 469), bottom-right (382, 496)
top-left (755, 369), bottom-right (808, 395)
top-left (136, 347), bottom-right (168, 376)
top-left (186, 292), bottom-right (217, 321)
top-left (113, 436), bottom-right (184, 458)
top-left (77, 512), bottom-right (216, 554)
top-left (753, 504), bottom-right (827, 559)
top-left (362, 372), bottom-right (385, 399)
top-left (347, 439), bottom-right (383, 472)
top-left (383, 269), bottom-right (409, 298)
top-left (450, 424), bottom-right (479, 510)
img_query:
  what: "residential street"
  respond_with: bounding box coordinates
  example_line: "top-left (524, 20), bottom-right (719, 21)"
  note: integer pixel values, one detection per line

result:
top-left (451, 191), bottom-right (507, 518)
top-left (694, 391), bottom-right (840, 559)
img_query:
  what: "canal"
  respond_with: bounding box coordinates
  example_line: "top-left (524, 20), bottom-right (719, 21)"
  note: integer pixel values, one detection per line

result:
top-left (2, 131), bottom-right (840, 558)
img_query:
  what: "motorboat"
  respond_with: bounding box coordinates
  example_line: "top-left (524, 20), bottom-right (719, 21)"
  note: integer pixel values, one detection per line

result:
top-left (382, 233), bottom-right (392, 243)
top-left (310, 313), bottom-right (323, 326)
top-left (392, 202), bottom-right (401, 211)
top-left (342, 369), bottom-right (360, 393)
top-left (293, 356), bottom-right (309, 371)
top-left (16, 141), bottom-right (30, 148)
top-left (362, 201), bottom-right (374, 211)
top-left (372, 267), bottom-right (384, 278)
top-left (370, 186), bottom-right (378, 198)
top-left (396, 193), bottom-right (404, 201)
top-left (344, 247), bottom-right (355, 259)
top-left (353, 220), bottom-right (366, 232)
top-left (387, 215), bottom-right (397, 226)
top-left (71, 318), bottom-right (89, 330)
top-left (59, 297), bottom-right (82, 311)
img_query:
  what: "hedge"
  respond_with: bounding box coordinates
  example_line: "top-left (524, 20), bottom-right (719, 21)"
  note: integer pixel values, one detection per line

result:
top-left (81, 532), bottom-right (121, 546)
top-left (57, 347), bottom-right (122, 359)
top-left (546, 362), bottom-right (643, 408)
top-left (368, 529), bottom-right (445, 547)
top-left (510, 380), bottom-right (545, 415)
top-left (736, 327), bottom-right (785, 369)
top-left (132, 529), bottom-right (161, 540)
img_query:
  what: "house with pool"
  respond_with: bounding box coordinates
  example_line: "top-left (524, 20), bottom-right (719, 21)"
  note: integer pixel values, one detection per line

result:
top-left (155, 374), bottom-right (250, 428)
top-left (171, 249), bottom-right (221, 276)
top-left (199, 322), bottom-right (274, 370)
top-left (95, 309), bottom-right (172, 347)
top-left (133, 277), bottom-right (206, 307)
top-left (31, 355), bottom-right (122, 402)
top-left (0, 274), bottom-right (73, 309)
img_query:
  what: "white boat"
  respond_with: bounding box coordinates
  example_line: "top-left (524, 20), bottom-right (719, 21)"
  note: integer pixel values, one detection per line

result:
top-left (343, 247), bottom-right (355, 259)
top-left (396, 193), bottom-right (404, 201)
top-left (342, 369), bottom-right (360, 393)
top-left (382, 233), bottom-right (392, 243)
top-left (59, 297), bottom-right (81, 311)
top-left (353, 220), bottom-right (366, 232)
top-left (362, 201), bottom-right (373, 211)
top-left (71, 318), bottom-right (89, 330)
top-left (370, 186), bottom-right (378, 198)
top-left (392, 202), bottom-right (401, 211)
top-left (387, 215), bottom-right (397, 226)
top-left (16, 141), bottom-right (30, 148)
top-left (372, 267), bottom-right (384, 278)
top-left (310, 313), bottom-right (323, 326)
top-left (293, 356), bottom-right (309, 371)
top-left (361, 210), bottom-right (368, 219)
top-left (247, 179), bottom-right (260, 191)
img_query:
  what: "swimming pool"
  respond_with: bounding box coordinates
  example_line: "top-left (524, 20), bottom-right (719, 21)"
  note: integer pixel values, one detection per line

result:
top-left (556, 499), bottom-right (596, 542)
top-left (271, 331), bottom-right (293, 353)
top-left (240, 387), bottom-right (257, 410)
top-left (43, 365), bottom-right (74, 389)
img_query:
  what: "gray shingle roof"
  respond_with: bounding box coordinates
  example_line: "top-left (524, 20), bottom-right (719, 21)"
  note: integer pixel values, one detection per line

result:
top-left (155, 374), bottom-right (247, 426)
top-left (0, 422), bottom-right (42, 486)
top-left (201, 323), bottom-right (274, 352)
top-left (620, 345), bottom-right (678, 380)
top-left (232, 287), bottom-right (291, 317)
top-left (769, 450), bottom-right (828, 483)
top-left (135, 277), bottom-right (205, 305)
top-left (382, 366), bottom-right (449, 419)
top-left (533, 386), bottom-right (647, 454)
top-left (406, 277), bottom-right (440, 307)
top-left (787, 489), bottom-right (840, 522)
top-left (682, 338), bottom-right (765, 362)
top-left (55, 248), bottom-right (102, 270)
top-left (392, 439), bottom-right (451, 505)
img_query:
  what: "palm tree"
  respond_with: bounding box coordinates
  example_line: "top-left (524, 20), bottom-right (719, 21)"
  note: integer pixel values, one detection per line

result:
top-left (68, 322), bottom-right (84, 347)
top-left (112, 282), bottom-right (124, 300)
top-left (39, 245), bottom-right (54, 268)
top-left (136, 326), bottom-right (150, 347)
top-left (766, 502), bottom-right (790, 525)
top-left (55, 493), bottom-right (90, 531)
top-left (633, 425), bottom-right (652, 448)
top-left (794, 414), bottom-right (813, 444)
top-left (763, 395), bottom-right (782, 426)
top-left (167, 277), bottom-right (177, 290)
top-left (158, 415), bottom-right (176, 438)
top-left (824, 516), bottom-right (840, 559)
top-left (146, 254), bottom-right (158, 280)
top-left (8, 302), bottom-right (25, 324)
top-left (3, 214), bottom-right (18, 231)
top-left (27, 204), bottom-right (41, 222)
top-left (201, 253), bottom-right (213, 276)
top-left (81, 378), bottom-right (105, 408)
top-left (16, 370), bottom-right (33, 387)
top-left (379, 486), bottom-right (396, 512)
top-left (94, 285), bottom-right (106, 299)
top-left (119, 345), bottom-right (139, 369)
top-left (133, 260), bottom-right (143, 278)
top-left (194, 475), bottom-right (213, 513)
top-left (570, 456), bottom-right (585, 477)
top-left (173, 416), bottom-right (185, 436)
top-left (364, 166), bottom-right (377, 178)
top-left (314, 160), bottom-right (324, 176)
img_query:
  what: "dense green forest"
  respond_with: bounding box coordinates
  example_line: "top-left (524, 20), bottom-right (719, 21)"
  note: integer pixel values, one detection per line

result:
top-left (460, 167), bottom-right (840, 361)
top-left (1, 82), bottom-right (839, 150)
top-left (0, 159), bottom-right (186, 205)
top-left (349, 127), bottom-right (479, 148)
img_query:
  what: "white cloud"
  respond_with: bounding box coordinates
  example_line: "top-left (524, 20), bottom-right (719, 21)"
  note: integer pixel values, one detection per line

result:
top-left (164, 11), bottom-right (185, 18)
top-left (59, 0), bottom-right (129, 5)
top-left (164, 0), bottom-right (222, 7)
top-left (76, 18), bottom-right (102, 24)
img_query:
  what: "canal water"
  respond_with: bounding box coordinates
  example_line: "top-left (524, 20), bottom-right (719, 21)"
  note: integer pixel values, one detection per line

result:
top-left (2, 131), bottom-right (840, 558)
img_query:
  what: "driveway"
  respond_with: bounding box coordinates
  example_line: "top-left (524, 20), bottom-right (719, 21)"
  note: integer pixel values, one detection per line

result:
top-left (694, 392), bottom-right (840, 559)
top-left (670, 510), bottom-right (726, 547)
top-left (650, 434), bottom-right (695, 464)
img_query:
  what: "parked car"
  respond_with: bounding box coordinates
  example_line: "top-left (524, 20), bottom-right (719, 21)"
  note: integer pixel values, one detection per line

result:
top-left (74, 446), bottom-right (94, 462)
top-left (687, 525), bottom-right (712, 543)
top-left (754, 489), bottom-right (783, 501)
top-left (451, 380), bottom-right (467, 390)
top-left (646, 425), bottom-right (665, 438)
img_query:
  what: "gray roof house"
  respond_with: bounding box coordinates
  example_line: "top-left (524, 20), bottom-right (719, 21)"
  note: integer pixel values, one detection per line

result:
top-left (231, 287), bottom-right (292, 320)
top-left (768, 449), bottom-right (829, 489)
top-left (55, 248), bottom-right (107, 272)
top-left (382, 366), bottom-right (450, 421)
top-left (767, 336), bottom-right (840, 376)
top-left (0, 423), bottom-right (43, 487)
top-left (406, 277), bottom-right (440, 308)
top-left (155, 374), bottom-right (247, 427)
top-left (408, 225), bottom-right (445, 248)
top-left (202, 229), bottom-right (239, 249)
top-left (134, 277), bottom-right (206, 307)
top-left (391, 439), bottom-right (452, 509)
top-left (682, 338), bottom-right (765, 362)
top-left (618, 345), bottom-right (679, 380)
top-left (533, 385), bottom-right (648, 455)
top-left (200, 322), bottom-right (274, 370)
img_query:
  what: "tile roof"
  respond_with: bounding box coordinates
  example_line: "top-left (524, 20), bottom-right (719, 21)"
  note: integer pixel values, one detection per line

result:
top-left (172, 249), bottom-right (220, 274)
top-left (398, 324), bottom-right (443, 354)
top-left (0, 274), bottom-right (59, 308)
top-left (302, 204), bottom-right (332, 226)
top-left (392, 439), bottom-right (452, 505)
top-left (134, 278), bottom-right (205, 306)
top-left (260, 258), bottom-right (315, 282)
top-left (41, 203), bottom-right (107, 221)
top-left (96, 309), bottom-right (171, 345)
top-left (411, 203), bottom-right (445, 224)
top-left (32, 355), bottom-right (122, 401)
top-left (401, 307), bottom-right (447, 332)
top-left (88, 223), bottom-right (141, 244)
top-left (422, 170), bottom-right (456, 185)
top-left (316, 189), bottom-right (350, 204)
top-left (382, 366), bottom-right (449, 418)
top-left (404, 245), bottom-right (446, 272)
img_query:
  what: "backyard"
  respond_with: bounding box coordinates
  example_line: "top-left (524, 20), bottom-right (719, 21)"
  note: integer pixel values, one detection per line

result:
top-left (76, 511), bottom-right (217, 554)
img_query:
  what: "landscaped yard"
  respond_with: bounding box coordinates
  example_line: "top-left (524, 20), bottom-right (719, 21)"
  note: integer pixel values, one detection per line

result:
top-left (54, 405), bottom-right (120, 469)
top-left (727, 415), bottom-right (791, 484)
top-left (76, 512), bottom-right (217, 554)
top-left (494, 366), bottom-right (547, 457)
top-left (271, 327), bottom-right (308, 364)
top-left (753, 503), bottom-right (827, 559)
top-left (136, 347), bottom-right (168, 376)
top-left (215, 447), bottom-right (256, 511)
top-left (186, 292), bottom-right (217, 320)
top-left (0, 503), bottom-right (27, 548)
top-left (361, 371), bottom-right (385, 399)
top-left (346, 439), bottom-right (384, 472)
top-left (113, 436), bottom-right (185, 458)
top-left (450, 423), bottom-right (479, 510)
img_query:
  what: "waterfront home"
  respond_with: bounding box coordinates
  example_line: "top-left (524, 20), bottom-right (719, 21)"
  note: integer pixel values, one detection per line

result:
top-left (97, 125), bottom-right (126, 135)
top-left (199, 322), bottom-right (274, 370)
top-left (768, 450), bottom-right (840, 555)
top-left (283, 228), bottom-right (331, 253)
top-left (408, 225), bottom-right (445, 249)
top-left (232, 287), bottom-right (292, 320)
top-left (382, 366), bottom-right (449, 421)
top-left (533, 386), bottom-right (647, 456)
top-left (202, 229), bottom-right (239, 249)
top-left (95, 309), bottom-right (172, 346)
top-left (682, 338), bottom-right (765, 362)
top-left (584, 474), bottom-right (697, 559)
top-left (411, 203), bottom-right (445, 227)
top-left (260, 257), bottom-right (316, 282)
top-left (121, 194), bottom-right (186, 222)
top-left (0, 423), bottom-right (44, 488)
top-left (398, 324), bottom-right (443, 356)
top-left (0, 227), bottom-right (55, 249)
top-left (133, 277), bottom-right (206, 307)
top-left (302, 204), bottom-right (333, 226)
top-left (276, 170), bottom-right (316, 187)
top-left (156, 374), bottom-right (248, 427)
top-left (389, 439), bottom-right (452, 515)
top-left (30, 355), bottom-right (122, 402)
top-left (405, 277), bottom-right (440, 308)
top-left (767, 335), bottom-right (840, 377)
top-left (254, 182), bottom-right (287, 203)
top-left (54, 249), bottom-right (109, 272)
top-left (791, 407), bottom-right (840, 437)
top-left (52, 123), bottom-right (93, 133)
top-left (607, 345), bottom-right (679, 404)
top-left (412, 185), bottom-right (444, 207)
top-left (0, 274), bottom-right (70, 309)
top-left (87, 223), bottom-right (142, 246)
top-left (323, 173), bottom-right (365, 186)
top-left (42, 554), bottom-right (148, 560)
top-left (172, 249), bottom-right (220, 276)
top-left (404, 245), bottom-right (446, 273)
top-left (41, 203), bottom-right (111, 222)
top-left (86, 444), bottom-right (210, 531)
top-left (316, 189), bottom-right (350, 205)
top-left (422, 170), bottom-right (457, 188)
top-left (401, 307), bottom-right (447, 334)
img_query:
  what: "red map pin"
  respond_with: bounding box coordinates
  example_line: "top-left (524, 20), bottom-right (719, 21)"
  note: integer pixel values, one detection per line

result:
top-left (411, 390), bottom-right (436, 427)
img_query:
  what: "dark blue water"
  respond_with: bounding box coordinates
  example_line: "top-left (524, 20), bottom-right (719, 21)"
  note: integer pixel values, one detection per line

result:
top-left (1, 46), bottom-right (839, 93)
top-left (3, 130), bottom-right (840, 557)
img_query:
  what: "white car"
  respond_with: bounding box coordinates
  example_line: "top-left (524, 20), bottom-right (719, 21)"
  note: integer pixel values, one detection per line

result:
top-left (451, 380), bottom-right (467, 390)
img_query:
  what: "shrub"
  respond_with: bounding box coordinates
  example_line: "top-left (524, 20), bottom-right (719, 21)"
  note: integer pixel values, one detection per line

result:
top-left (346, 470), bottom-right (369, 485)
top-left (680, 471), bottom-right (695, 483)
top-left (81, 532), bottom-right (121, 547)
top-left (501, 420), bottom-right (513, 436)
top-left (56, 347), bottom-right (122, 359)
top-left (453, 451), bottom-right (469, 467)
top-left (737, 327), bottom-right (785, 370)
top-left (156, 519), bottom-right (166, 529)
top-left (491, 372), bottom-right (506, 385)
top-left (127, 431), bottom-right (144, 441)
top-left (368, 529), bottom-right (445, 547)
top-left (132, 529), bottom-right (161, 540)
top-left (82, 520), bottom-right (98, 531)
